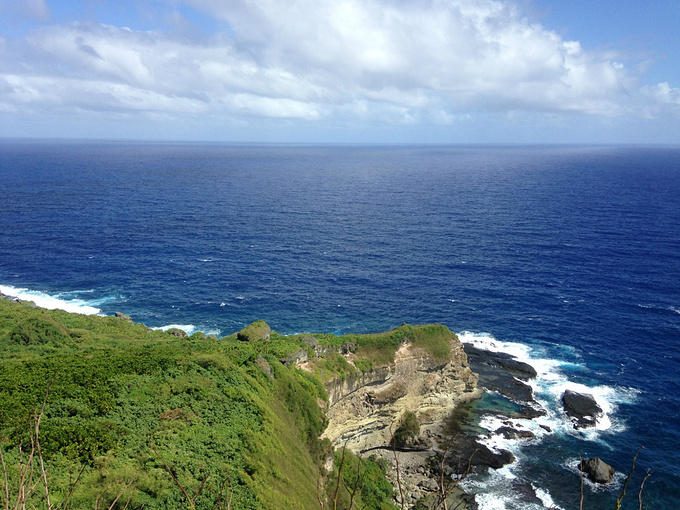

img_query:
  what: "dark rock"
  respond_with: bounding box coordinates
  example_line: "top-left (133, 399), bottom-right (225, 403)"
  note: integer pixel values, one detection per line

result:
top-left (580, 457), bottom-right (615, 484)
top-left (463, 345), bottom-right (537, 403)
top-left (539, 424), bottom-right (552, 433)
top-left (562, 390), bottom-right (602, 429)
top-left (301, 335), bottom-right (322, 356)
top-left (340, 341), bottom-right (357, 354)
top-left (166, 328), bottom-right (188, 338)
top-left (280, 348), bottom-right (309, 366)
top-left (510, 405), bottom-right (546, 420)
top-left (464, 345), bottom-right (537, 379)
top-left (446, 437), bottom-right (515, 474)
top-left (114, 312), bottom-right (132, 321)
top-left (495, 426), bottom-right (535, 440)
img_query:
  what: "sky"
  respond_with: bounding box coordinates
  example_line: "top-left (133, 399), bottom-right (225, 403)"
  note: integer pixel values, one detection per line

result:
top-left (1, 0), bottom-right (679, 144)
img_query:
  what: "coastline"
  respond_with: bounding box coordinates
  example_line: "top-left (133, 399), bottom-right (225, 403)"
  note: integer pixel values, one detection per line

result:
top-left (0, 287), bottom-right (644, 510)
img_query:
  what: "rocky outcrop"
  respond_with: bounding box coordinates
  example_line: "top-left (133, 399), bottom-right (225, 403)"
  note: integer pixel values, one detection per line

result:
top-left (322, 340), bottom-right (480, 451)
top-left (580, 457), bottom-right (615, 484)
top-left (114, 312), bottom-right (132, 321)
top-left (237, 320), bottom-right (271, 342)
top-left (166, 328), bottom-right (188, 338)
top-left (463, 344), bottom-right (536, 403)
top-left (562, 390), bottom-right (602, 429)
top-left (319, 336), bottom-right (481, 507)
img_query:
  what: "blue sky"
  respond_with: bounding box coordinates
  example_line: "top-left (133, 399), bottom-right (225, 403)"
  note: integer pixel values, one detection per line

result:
top-left (1, 0), bottom-right (679, 143)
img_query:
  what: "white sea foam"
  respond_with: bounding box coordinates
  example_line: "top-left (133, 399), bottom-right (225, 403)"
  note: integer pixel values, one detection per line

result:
top-left (532, 484), bottom-right (564, 510)
top-left (458, 331), bottom-right (638, 509)
top-left (152, 324), bottom-right (222, 337)
top-left (462, 466), bottom-right (560, 510)
top-left (562, 457), bottom-right (625, 493)
top-left (458, 331), bottom-right (638, 441)
top-left (0, 284), bottom-right (103, 315)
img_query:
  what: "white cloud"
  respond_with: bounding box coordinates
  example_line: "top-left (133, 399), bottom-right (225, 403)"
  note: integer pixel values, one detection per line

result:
top-left (641, 82), bottom-right (680, 115)
top-left (0, 0), bottom-right (677, 136)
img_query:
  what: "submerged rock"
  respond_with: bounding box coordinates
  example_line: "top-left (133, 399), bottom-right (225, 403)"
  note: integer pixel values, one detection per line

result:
top-left (562, 390), bottom-right (602, 429)
top-left (580, 457), bottom-right (615, 484)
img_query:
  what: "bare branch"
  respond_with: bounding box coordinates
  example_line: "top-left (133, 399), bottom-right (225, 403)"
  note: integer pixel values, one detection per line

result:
top-left (616, 446), bottom-right (645, 510)
top-left (149, 442), bottom-right (196, 510)
top-left (106, 478), bottom-right (137, 510)
top-left (35, 378), bottom-right (55, 509)
top-left (389, 424), bottom-right (405, 510)
top-left (333, 443), bottom-right (348, 510)
top-left (55, 465), bottom-right (86, 510)
top-left (638, 470), bottom-right (652, 510)
top-left (1, 447), bottom-right (9, 510)
top-left (317, 467), bottom-right (325, 510)
top-left (192, 474), bottom-right (210, 507)
top-left (347, 454), bottom-right (363, 510)
top-left (579, 453), bottom-right (584, 510)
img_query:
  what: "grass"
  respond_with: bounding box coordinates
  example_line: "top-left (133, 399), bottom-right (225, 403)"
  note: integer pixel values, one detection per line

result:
top-left (0, 299), bottom-right (455, 509)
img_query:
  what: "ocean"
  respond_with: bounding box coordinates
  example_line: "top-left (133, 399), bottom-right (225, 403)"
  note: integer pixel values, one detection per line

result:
top-left (1, 140), bottom-right (679, 509)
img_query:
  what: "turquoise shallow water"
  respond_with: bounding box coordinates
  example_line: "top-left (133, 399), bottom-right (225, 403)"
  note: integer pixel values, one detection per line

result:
top-left (1, 141), bottom-right (679, 509)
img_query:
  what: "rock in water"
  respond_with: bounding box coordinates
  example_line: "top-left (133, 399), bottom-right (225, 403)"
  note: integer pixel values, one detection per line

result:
top-left (580, 457), bottom-right (615, 484)
top-left (562, 390), bottom-right (602, 429)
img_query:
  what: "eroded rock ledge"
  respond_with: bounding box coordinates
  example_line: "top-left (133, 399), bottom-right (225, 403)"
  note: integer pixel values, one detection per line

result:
top-left (322, 339), bottom-right (480, 449)
top-left (313, 334), bottom-right (481, 507)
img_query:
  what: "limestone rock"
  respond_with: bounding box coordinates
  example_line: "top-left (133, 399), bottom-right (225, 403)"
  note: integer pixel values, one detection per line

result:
top-left (256, 355), bottom-right (273, 379)
top-left (280, 348), bottom-right (309, 366)
top-left (322, 338), bottom-right (480, 452)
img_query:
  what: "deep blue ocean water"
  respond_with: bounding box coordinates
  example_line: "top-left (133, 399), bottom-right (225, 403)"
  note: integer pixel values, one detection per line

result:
top-left (1, 140), bottom-right (679, 509)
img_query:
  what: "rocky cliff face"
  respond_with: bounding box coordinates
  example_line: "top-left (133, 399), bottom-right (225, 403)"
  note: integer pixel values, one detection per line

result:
top-left (320, 337), bottom-right (480, 452)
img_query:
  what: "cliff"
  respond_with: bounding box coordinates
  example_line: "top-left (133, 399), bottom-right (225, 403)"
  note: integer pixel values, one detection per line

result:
top-left (0, 295), bottom-right (479, 510)
top-left (321, 337), bottom-right (480, 452)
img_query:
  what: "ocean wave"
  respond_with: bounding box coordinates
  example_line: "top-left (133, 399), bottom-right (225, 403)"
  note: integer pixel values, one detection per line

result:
top-left (462, 466), bottom-right (561, 510)
top-left (458, 331), bottom-right (638, 509)
top-left (458, 331), bottom-right (638, 441)
top-left (0, 284), bottom-right (104, 315)
top-left (151, 324), bottom-right (222, 337)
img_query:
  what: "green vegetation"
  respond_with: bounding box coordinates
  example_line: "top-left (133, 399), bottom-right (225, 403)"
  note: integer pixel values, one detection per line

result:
top-left (392, 411), bottom-right (420, 447)
top-left (0, 299), bottom-right (457, 509)
top-left (326, 449), bottom-right (399, 510)
top-left (309, 323), bottom-right (455, 376)
top-left (0, 301), bottom-right (327, 509)
top-left (236, 321), bottom-right (271, 342)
